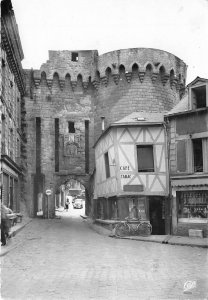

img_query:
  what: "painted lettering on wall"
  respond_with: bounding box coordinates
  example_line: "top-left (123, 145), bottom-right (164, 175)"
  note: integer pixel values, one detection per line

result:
top-left (120, 166), bottom-right (130, 171)
top-left (121, 174), bottom-right (132, 179)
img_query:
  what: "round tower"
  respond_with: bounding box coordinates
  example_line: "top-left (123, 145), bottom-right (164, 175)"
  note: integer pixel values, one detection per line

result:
top-left (92, 48), bottom-right (187, 140)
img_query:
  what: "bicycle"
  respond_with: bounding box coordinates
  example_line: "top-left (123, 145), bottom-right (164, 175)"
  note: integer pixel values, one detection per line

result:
top-left (114, 218), bottom-right (152, 237)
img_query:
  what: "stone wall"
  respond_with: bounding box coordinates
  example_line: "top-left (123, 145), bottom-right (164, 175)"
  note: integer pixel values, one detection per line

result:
top-left (94, 48), bottom-right (187, 141)
top-left (24, 47), bottom-right (187, 217)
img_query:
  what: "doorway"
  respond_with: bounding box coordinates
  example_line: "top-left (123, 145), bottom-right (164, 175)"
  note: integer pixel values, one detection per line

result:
top-left (149, 197), bottom-right (165, 235)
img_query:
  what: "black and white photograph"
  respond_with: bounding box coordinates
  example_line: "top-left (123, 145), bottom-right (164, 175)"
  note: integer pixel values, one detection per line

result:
top-left (1, 0), bottom-right (208, 299)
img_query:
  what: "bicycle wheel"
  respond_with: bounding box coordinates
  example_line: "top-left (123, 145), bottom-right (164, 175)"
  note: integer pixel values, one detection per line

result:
top-left (114, 223), bottom-right (130, 237)
top-left (137, 222), bottom-right (152, 236)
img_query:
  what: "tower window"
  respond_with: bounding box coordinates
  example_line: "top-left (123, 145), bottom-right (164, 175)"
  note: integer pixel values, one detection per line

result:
top-left (2, 59), bottom-right (5, 67)
top-left (72, 52), bottom-right (79, 62)
top-left (68, 121), bottom-right (75, 133)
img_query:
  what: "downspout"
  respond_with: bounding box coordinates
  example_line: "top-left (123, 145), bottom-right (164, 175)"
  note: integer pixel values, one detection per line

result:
top-left (163, 118), bottom-right (172, 235)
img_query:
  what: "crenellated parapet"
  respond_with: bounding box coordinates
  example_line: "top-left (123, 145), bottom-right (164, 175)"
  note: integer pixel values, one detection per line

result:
top-left (26, 48), bottom-right (187, 96)
top-left (91, 48), bottom-right (187, 90)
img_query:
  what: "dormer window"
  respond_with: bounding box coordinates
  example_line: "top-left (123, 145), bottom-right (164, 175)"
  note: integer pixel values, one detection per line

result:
top-left (191, 85), bottom-right (206, 109)
top-left (72, 52), bottom-right (78, 62)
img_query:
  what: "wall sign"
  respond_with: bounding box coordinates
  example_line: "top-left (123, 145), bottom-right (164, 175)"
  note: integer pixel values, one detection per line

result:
top-left (45, 189), bottom-right (52, 196)
top-left (121, 174), bottom-right (131, 179)
top-left (120, 166), bottom-right (130, 171)
top-left (123, 185), bottom-right (144, 192)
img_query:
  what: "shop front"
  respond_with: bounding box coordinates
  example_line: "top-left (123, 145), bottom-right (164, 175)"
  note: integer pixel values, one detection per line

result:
top-left (1, 158), bottom-right (22, 212)
top-left (94, 195), bottom-right (168, 235)
top-left (172, 185), bottom-right (208, 237)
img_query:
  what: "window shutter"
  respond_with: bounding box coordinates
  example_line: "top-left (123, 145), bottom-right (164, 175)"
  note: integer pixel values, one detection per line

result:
top-left (177, 140), bottom-right (187, 172)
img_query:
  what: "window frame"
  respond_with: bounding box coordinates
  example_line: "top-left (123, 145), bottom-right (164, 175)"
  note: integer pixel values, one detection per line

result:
top-left (185, 137), bottom-right (208, 174)
top-left (190, 83), bottom-right (208, 110)
top-left (136, 144), bottom-right (155, 173)
top-left (72, 52), bottom-right (79, 62)
top-left (192, 138), bottom-right (203, 173)
top-left (104, 151), bottom-right (110, 179)
top-left (68, 121), bottom-right (75, 133)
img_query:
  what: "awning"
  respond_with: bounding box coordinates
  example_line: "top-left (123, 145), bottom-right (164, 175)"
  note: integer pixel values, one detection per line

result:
top-left (171, 178), bottom-right (208, 187)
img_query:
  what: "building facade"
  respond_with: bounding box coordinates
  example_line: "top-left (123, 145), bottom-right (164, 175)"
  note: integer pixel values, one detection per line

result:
top-left (1, 0), bottom-right (27, 213)
top-left (165, 77), bottom-right (208, 237)
top-left (25, 48), bottom-right (186, 217)
top-left (23, 48), bottom-right (187, 219)
top-left (93, 112), bottom-right (170, 234)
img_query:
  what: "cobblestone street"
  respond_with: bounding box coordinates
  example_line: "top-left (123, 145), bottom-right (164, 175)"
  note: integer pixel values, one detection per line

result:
top-left (1, 207), bottom-right (208, 300)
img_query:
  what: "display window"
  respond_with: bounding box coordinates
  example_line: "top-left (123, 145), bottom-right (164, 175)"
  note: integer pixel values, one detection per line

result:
top-left (178, 191), bottom-right (208, 223)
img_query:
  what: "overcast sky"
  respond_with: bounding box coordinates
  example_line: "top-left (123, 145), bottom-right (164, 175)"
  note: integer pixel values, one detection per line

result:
top-left (12, 0), bottom-right (208, 84)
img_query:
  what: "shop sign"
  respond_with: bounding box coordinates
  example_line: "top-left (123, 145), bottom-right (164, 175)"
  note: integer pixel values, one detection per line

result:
top-left (123, 185), bottom-right (144, 192)
top-left (120, 165), bottom-right (130, 171)
top-left (121, 174), bottom-right (132, 179)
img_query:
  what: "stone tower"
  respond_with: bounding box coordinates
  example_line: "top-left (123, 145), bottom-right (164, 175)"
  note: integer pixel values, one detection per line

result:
top-left (24, 48), bottom-right (187, 218)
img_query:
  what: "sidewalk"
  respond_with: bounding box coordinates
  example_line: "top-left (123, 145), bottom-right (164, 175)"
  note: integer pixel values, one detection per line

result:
top-left (83, 217), bottom-right (208, 248)
top-left (0, 217), bottom-right (32, 257)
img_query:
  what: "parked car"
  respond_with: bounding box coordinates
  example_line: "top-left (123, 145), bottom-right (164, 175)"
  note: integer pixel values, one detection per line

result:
top-left (73, 199), bottom-right (83, 209)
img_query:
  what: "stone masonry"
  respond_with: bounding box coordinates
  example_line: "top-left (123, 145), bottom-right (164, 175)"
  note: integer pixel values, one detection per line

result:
top-left (24, 48), bottom-right (187, 218)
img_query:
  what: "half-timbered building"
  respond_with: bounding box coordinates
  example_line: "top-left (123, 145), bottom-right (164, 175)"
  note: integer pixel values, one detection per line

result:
top-left (93, 112), bottom-right (170, 234)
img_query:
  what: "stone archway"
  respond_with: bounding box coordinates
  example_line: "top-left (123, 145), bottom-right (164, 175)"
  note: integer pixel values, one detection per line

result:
top-left (53, 174), bottom-right (91, 217)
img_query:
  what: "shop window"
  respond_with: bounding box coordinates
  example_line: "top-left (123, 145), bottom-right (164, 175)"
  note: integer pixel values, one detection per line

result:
top-left (178, 191), bottom-right (208, 223)
top-left (191, 85), bottom-right (206, 109)
top-left (104, 152), bottom-right (110, 178)
top-left (68, 121), bottom-right (75, 133)
top-left (193, 139), bottom-right (203, 172)
top-left (72, 52), bottom-right (78, 62)
top-left (137, 145), bottom-right (154, 172)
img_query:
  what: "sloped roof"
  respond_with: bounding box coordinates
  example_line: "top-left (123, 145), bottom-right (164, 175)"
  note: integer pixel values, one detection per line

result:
top-left (113, 111), bottom-right (165, 125)
top-left (93, 111), bottom-right (165, 148)
top-left (165, 94), bottom-right (189, 116)
top-left (187, 76), bottom-right (208, 87)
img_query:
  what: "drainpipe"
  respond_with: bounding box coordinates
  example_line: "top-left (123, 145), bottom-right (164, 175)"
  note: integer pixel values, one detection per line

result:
top-left (163, 119), bottom-right (172, 235)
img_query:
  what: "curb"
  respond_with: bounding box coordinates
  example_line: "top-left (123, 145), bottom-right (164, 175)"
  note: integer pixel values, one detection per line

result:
top-left (9, 219), bottom-right (32, 237)
top-left (83, 218), bottom-right (112, 236)
top-left (85, 218), bottom-right (208, 248)
top-left (110, 235), bottom-right (208, 248)
top-left (1, 219), bottom-right (32, 257)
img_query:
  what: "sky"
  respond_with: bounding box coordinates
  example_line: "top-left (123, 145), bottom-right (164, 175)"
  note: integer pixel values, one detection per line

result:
top-left (12, 0), bottom-right (208, 84)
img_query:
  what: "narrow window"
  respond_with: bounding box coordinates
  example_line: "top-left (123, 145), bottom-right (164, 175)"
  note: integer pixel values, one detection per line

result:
top-left (55, 118), bottom-right (59, 172)
top-left (1, 115), bottom-right (6, 153)
top-left (137, 145), bottom-right (154, 172)
top-left (193, 139), bottom-right (203, 172)
top-left (192, 85), bottom-right (206, 109)
top-left (72, 52), bottom-right (78, 62)
top-left (104, 152), bottom-right (110, 178)
top-left (36, 117), bottom-right (41, 174)
top-left (9, 129), bottom-right (13, 158)
top-left (85, 120), bottom-right (89, 174)
top-left (68, 121), bottom-right (75, 133)
top-left (2, 59), bottom-right (5, 67)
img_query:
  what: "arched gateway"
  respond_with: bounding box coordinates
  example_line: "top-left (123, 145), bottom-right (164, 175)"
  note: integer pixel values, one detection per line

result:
top-left (24, 48), bottom-right (186, 220)
top-left (53, 174), bottom-right (91, 217)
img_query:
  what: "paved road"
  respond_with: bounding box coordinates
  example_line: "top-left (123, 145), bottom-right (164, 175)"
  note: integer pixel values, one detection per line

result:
top-left (1, 205), bottom-right (208, 300)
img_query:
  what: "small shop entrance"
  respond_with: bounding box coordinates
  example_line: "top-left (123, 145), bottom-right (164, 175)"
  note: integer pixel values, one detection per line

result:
top-left (149, 197), bottom-right (165, 235)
